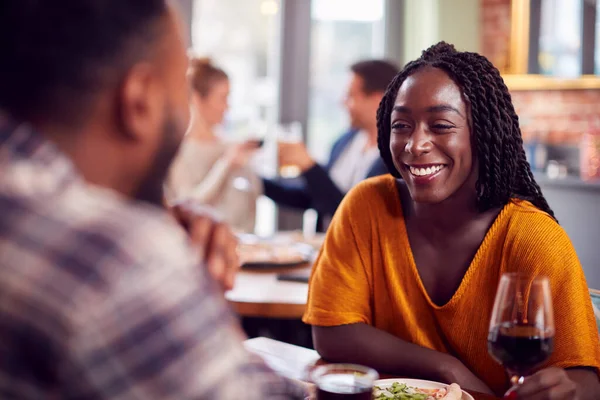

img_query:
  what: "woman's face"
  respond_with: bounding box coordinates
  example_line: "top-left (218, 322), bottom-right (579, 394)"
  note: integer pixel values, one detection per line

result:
top-left (195, 78), bottom-right (230, 127)
top-left (390, 67), bottom-right (476, 204)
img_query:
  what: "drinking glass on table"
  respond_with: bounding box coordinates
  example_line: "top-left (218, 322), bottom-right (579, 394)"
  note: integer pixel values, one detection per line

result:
top-left (310, 364), bottom-right (378, 400)
top-left (277, 121), bottom-right (304, 178)
top-left (487, 273), bottom-right (555, 389)
top-left (230, 122), bottom-right (267, 192)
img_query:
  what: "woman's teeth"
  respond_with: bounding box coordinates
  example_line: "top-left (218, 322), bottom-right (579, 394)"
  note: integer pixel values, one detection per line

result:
top-left (409, 165), bottom-right (444, 177)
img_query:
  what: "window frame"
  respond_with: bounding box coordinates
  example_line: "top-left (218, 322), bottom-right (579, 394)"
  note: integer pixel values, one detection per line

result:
top-left (504, 0), bottom-right (600, 90)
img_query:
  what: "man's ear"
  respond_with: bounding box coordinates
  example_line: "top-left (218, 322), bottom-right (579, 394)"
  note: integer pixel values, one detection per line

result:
top-left (117, 63), bottom-right (166, 141)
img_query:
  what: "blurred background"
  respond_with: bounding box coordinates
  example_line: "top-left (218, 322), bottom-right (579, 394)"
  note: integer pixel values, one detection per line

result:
top-left (178, 0), bottom-right (600, 287)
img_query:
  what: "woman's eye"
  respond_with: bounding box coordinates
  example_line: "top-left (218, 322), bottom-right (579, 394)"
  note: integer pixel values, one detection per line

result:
top-left (391, 123), bottom-right (410, 130)
top-left (432, 124), bottom-right (454, 130)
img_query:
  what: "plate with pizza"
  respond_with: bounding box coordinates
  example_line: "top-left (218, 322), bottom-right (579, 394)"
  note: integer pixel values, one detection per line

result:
top-left (373, 379), bottom-right (474, 400)
top-left (237, 242), bottom-right (314, 270)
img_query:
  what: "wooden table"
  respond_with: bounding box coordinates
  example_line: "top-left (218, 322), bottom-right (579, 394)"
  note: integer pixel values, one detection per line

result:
top-left (226, 265), bottom-right (310, 318)
top-left (244, 337), bottom-right (501, 400)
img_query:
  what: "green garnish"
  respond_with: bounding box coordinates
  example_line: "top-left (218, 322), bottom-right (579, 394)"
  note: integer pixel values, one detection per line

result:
top-left (373, 382), bottom-right (428, 400)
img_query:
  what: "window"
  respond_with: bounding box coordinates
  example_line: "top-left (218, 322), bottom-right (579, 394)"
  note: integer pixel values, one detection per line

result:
top-left (537, 0), bottom-right (582, 77)
top-left (192, 0), bottom-right (282, 235)
top-left (596, 0), bottom-right (600, 73)
top-left (192, 0), bottom-right (281, 138)
top-left (529, 0), bottom-right (599, 77)
top-left (307, 0), bottom-right (385, 163)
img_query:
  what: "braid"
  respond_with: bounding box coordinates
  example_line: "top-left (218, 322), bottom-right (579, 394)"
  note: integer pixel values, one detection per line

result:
top-left (377, 42), bottom-right (556, 221)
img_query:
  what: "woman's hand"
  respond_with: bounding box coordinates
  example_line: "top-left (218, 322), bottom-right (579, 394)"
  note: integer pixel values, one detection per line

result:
top-left (225, 140), bottom-right (260, 168)
top-left (507, 368), bottom-right (578, 400)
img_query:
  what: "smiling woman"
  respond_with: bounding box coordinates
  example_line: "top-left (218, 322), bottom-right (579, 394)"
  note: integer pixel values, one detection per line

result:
top-left (387, 67), bottom-right (474, 205)
top-left (303, 42), bottom-right (600, 399)
top-left (377, 43), bottom-right (553, 217)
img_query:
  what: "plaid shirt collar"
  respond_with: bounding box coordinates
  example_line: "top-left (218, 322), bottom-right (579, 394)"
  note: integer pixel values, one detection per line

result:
top-left (0, 115), bottom-right (83, 197)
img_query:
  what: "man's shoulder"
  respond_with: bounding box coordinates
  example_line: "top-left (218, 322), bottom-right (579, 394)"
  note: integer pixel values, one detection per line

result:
top-left (327, 129), bottom-right (360, 166)
top-left (332, 129), bottom-right (359, 146)
top-left (60, 184), bottom-right (194, 268)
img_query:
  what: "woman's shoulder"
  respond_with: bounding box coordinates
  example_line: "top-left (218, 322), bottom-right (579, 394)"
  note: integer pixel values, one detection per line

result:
top-left (505, 199), bottom-right (564, 237)
top-left (502, 199), bottom-right (577, 268)
top-left (177, 138), bottom-right (225, 165)
top-left (181, 137), bottom-right (225, 154)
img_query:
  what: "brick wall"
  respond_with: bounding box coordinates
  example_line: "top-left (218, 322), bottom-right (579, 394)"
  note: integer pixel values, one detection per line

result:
top-left (480, 0), bottom-right (511, 73)
top-left (480, 0), bottom-right (600, 145)
top-left (512, 90), bottom-right (600, 145)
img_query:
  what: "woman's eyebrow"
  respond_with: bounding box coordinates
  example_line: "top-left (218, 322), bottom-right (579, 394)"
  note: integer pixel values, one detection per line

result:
top-left (392, 104), bottom-right (463, 117)
top-left (426, 104), bottom-right (463, 117)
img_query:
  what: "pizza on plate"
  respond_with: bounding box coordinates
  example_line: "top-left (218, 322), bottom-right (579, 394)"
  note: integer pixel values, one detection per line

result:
top-left (373, 382), bottom-right (462, 400)
top-left (237, 243), bottom-right (308, 265)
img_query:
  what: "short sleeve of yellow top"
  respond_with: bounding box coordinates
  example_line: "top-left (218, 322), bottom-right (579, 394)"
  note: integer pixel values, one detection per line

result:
top-left (303, 175), bottom-right (600, 394)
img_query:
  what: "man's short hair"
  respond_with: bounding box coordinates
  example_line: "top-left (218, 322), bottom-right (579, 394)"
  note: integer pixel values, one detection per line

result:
top-left (0, 0), bottom-right (169, 124)
top-left (350, 59), bottom-right (400, 95)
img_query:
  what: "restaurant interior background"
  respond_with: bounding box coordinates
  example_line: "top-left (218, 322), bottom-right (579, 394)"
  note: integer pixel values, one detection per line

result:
top-left (177, 0), bottom-right (600, 289)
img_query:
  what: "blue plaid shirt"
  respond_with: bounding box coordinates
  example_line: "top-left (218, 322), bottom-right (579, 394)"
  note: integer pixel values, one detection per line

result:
top-left (0, 117), bottom-right (306, 400)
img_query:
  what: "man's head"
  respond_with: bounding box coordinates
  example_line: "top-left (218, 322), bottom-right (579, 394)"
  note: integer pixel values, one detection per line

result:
top-left (344, 60), bottom-right (399, 131)
top-left (0, 0), bottom-right (191, 206)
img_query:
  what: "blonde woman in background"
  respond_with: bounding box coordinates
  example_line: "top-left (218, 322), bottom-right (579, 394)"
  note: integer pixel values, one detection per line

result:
top-left (167, 57), bottom-right (262, 232)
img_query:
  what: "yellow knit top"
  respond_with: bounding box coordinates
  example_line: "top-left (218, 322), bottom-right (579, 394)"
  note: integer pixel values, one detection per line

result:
top-left (303, 175), bottom-right (600, 394)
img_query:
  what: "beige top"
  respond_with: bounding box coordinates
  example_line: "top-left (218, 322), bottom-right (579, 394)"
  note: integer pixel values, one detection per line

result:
top-left (166, 138), bottom-right (263, 233)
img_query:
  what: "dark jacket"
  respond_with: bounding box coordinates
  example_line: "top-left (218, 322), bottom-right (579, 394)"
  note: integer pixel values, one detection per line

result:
top-left (263, 129), bottom-right (388, 227)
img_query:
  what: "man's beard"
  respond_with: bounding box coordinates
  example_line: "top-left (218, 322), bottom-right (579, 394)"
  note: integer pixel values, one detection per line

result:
top-left (134, 115), bottom-right (183, 207)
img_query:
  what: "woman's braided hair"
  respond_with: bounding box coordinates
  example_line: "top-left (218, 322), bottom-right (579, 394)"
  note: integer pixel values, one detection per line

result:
top-left (377, 42), bottom-right (555, 220)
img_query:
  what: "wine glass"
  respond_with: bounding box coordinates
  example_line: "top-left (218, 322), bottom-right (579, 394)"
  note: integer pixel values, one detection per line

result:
top-left (487, 273), bottom-right (555, 389)
top-left (231, 120), bottom-right (267, 193)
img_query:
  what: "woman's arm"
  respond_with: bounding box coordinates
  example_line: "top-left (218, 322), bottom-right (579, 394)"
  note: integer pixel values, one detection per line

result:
top-left (171, 143), bottom-right (254, 206)
top-left (313, 324), bottom-right (494, 395)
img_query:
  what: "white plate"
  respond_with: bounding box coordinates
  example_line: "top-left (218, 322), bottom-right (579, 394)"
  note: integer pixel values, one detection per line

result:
top-left (374, 378), bottom-right (475, 400)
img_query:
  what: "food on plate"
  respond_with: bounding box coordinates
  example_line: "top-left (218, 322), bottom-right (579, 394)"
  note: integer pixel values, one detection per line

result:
top-left (238, 243), bottom-right (308, 265)
top-left (280, 231), bottom-right (326, 250)
top-left (373, 382), bottom-right (462, 400)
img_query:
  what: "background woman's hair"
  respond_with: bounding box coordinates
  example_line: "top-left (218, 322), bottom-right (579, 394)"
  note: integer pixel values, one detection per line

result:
top-left (376, 41), bottom-right (555, 220)
top-left (188, 57), bottom-right (228, 97)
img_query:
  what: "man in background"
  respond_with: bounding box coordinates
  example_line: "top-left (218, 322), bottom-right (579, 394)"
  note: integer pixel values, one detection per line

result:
top-left (264, 60), bottom-right (399, 229)
top-left (0, 1), bottom-right (304, 398)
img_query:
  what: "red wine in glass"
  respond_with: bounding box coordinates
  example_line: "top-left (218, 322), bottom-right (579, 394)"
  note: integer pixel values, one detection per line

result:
top-left (487, 273), bottom-right (555, 387)
top-left (488, 322), bottom-right (555, 377)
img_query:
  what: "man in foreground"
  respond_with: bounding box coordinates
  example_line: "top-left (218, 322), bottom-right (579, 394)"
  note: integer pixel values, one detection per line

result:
top-left (0, 1), bottom-right (305, 398)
